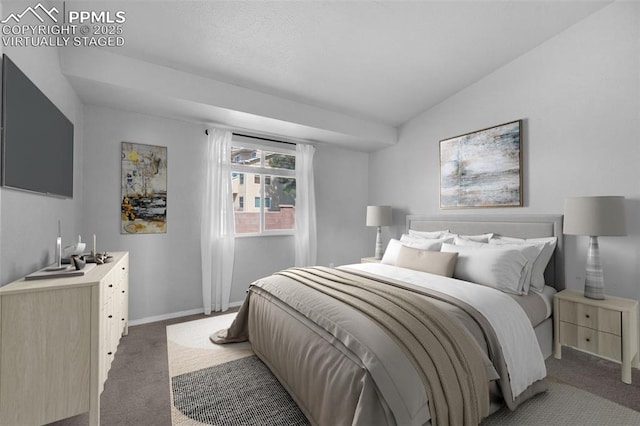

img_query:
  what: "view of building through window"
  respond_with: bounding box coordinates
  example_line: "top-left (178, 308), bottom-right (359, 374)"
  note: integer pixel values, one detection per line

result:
top-left (231, 144), bottom-right (296, 234)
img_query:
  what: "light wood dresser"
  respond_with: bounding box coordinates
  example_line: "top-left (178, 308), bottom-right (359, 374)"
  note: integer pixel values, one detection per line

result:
top-left (0, 251), bottom-right (129, 425)
top-left (553, 288), bottom-right (639, 384)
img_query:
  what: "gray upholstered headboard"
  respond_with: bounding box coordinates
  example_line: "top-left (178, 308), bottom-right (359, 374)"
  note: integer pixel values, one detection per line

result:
top-left (406, 214), bottom-right (564, 290)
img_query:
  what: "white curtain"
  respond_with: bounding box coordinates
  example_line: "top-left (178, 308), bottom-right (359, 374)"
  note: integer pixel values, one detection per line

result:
top-left (294, 144), bottom-right (317, 266)
top-left (201, 128), bottom-right (235, 314)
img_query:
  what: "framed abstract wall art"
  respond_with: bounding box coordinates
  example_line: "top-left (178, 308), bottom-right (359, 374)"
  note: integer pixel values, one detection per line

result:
top-left (121, 142), bottom-right (168, 234)
top-left (439, 120), bottom-right (523, 209)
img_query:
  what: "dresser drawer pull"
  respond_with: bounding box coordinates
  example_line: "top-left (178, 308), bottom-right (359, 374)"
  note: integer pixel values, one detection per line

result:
top-left (586, 338), bottom-right (591, 342)
top-left (108, 284), bottom-right (113, 288)
top-left (108, 315), bottom-right (113, 318)
top-left (107, 351), bottom-right (113, 355)
top-left (585, 314), bottom-right (590, 319)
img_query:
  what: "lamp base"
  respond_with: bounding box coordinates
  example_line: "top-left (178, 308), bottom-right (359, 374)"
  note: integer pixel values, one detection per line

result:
top-left (584, 236), bottom-right (605, 300)
top-left (374, 226), bottom-right (384, 259)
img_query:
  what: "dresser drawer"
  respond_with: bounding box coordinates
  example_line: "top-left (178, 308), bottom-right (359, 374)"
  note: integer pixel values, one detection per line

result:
top-left (558, 300), bottom-right (621, 335)
top-left (559, 321), bottom-right (622, 361)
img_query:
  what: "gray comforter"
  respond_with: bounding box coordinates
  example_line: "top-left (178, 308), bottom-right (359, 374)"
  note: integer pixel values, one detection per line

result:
top-left (212, 266), bottom-right (546, 426)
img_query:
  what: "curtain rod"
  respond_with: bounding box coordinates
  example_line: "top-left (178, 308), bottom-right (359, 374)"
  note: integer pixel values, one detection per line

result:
top-left (204, 129), bottom-right (296, 146)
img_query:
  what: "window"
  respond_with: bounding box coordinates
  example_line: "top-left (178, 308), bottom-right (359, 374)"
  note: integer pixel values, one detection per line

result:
top-left (231, 137), bottom-right (296, 235)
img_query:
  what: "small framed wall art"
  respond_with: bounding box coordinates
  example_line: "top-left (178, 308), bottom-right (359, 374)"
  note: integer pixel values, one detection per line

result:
top-left (439, 120), bottom-right (523, 209)
top-left (121, 142), bottom-right (168, 234)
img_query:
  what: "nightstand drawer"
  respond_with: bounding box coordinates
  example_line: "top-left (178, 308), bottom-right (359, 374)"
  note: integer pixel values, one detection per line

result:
top-left (559, 321), bottom-right (622, 361)
top-left (558, 299), bottom-right (621, 335)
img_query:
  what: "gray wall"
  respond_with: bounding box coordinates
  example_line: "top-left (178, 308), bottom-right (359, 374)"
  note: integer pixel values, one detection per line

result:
top-left (82, 106), bottom-right (205, 320)
top-left (5, 2), bottom-right (633, 323)
top-left (368, 2), bottom-right (640, 302)
top-left (315, 143), bottom-right (372, 267)
top-left (82, 105), bottom-right (370, 322)
top-left (0, 27), bottom-right (84, 286)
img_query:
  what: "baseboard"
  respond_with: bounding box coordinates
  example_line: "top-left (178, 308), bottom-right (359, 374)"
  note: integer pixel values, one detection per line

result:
top-left (129, 300), bottom-right (243, 326)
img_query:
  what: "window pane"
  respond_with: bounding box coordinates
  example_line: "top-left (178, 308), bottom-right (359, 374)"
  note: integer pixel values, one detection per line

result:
top-left (235, 212), bottom-right (260, 234)
top-left (231, 146), bottom-right (261, 167)
top-left (265, 177), bottom-right (296, 204)
top-left (232, 172), bottom-right (259, 234)
top-left (230, 144), bottom-right (297, 235)
top-left (265, 152), bottom-right (295, 170)
top-left (231, 173), bottom-right (243, 210)
top-left (264, 177), bottom-right (296, 231)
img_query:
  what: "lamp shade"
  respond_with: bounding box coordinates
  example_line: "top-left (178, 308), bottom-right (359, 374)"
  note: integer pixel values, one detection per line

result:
top-left (563, 196), bottom-right (626, 236)
top-left (366, 205), bottom-right (392, 227)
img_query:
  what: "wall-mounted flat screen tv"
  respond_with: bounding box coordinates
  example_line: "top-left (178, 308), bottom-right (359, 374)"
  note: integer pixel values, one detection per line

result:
top-left (1, 54), bottom-right (74, 198)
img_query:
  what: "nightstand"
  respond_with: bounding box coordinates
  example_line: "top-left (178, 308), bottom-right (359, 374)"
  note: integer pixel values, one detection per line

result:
top-left (361, 257), bottom-right (381, 263)
top-left (553, 289), bottom-right (639, 384)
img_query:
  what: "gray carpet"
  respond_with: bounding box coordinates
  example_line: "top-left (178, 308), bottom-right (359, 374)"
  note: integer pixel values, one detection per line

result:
top-left (170, 353), bottom-right (640, 426)
top-left (482, 381), bottom-right (640, 425)
top-left (51, 312), bottom-right (640, 426)
top-left (546, 346), bottom-right (640, 413)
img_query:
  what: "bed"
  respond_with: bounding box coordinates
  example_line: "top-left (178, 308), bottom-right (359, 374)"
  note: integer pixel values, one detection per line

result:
top-left (213, 214), bottom-right (564, 426)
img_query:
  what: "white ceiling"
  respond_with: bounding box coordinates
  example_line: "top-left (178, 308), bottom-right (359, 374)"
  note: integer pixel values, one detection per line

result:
top-left (64, 0), bottom-right (611, 149)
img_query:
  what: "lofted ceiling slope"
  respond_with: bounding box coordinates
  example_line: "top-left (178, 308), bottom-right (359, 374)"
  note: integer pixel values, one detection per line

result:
top-left (62, 0), bottom-right (611, 150)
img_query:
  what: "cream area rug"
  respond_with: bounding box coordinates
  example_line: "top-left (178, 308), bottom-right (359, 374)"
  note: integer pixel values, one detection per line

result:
top-left (167, 313), bottom-right (310, 426)
top-left (166, 313), bottom-right (252, 378)
top-left (167, 314), bottom-right (640, 426)
top-left (167, 313), bottom-right (253, 425)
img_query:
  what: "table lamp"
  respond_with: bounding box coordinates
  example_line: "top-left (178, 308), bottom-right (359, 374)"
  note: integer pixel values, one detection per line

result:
top-left (366, 205), bottom-right (392, 259)
top-left (563, 196), bottom-right (626, 299)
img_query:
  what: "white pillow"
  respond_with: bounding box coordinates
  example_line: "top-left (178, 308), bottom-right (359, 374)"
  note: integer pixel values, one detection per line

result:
top-left (381, 239), bottom-right (403, 265)
top-left (508, 243), bottom-right (544, 294)
top-left (489, 236), bottom-right (557, 292)
top-left (444, 232), bottom-right (494, 243)
top-left (441, 243), bottom-right (529, 295)
top-left (408, 229), bottom-right (449, 239)
top-left (401, 234), bottom-right (454, 247)
top-left (452, 236), bottom-right (487, 247)
top-left (450, 238), bottom-right (543, 293)
top-left (382, 236), bottom-right (449, 265)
